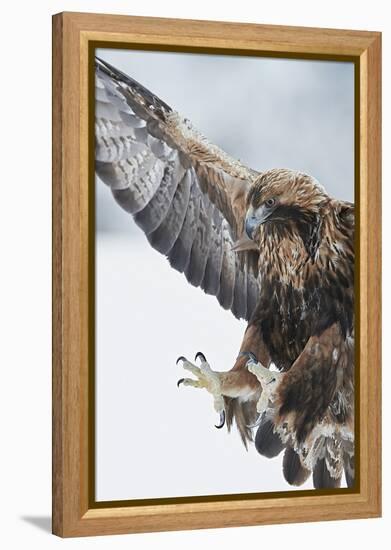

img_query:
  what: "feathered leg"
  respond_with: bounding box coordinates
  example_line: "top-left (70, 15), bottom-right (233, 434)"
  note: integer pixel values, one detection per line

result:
top-left (251, 325), bottom-right (354, 489)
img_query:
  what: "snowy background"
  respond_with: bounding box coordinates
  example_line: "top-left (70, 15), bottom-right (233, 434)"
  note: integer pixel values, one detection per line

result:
top-left (95, 48), bottom-right (354, 501)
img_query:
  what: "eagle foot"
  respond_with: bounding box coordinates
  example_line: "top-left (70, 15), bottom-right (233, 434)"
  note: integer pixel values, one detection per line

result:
top-left (245, 357), bottom-right (283, 427)
top-left (176, 353), bottom-right (225, 429)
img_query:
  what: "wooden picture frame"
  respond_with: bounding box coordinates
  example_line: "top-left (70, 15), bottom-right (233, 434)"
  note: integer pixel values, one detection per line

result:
top-left (52, 11), bottom-right (381, 537)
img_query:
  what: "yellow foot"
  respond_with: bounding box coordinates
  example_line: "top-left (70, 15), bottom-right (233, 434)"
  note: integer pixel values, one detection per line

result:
top-left (176, 352), bottom-right (225, 429)
top-left (245, 356), bottom-right (283, 427)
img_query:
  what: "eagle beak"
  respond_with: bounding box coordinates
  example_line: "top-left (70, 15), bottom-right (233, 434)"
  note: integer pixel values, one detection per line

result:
top-left (245, 205), bottom-right (273, 239)
top-left (245, 215), bottom-right (259, 239)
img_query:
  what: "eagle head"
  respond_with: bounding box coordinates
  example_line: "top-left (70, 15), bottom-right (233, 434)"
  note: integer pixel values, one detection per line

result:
top-left (244, 168), bottom-right (328, 241)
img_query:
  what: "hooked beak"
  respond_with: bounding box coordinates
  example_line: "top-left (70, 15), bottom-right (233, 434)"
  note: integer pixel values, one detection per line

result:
top-left (245, 215), bottom-right (258, 239)
top-left (245, 205), bottom-right (273, 239)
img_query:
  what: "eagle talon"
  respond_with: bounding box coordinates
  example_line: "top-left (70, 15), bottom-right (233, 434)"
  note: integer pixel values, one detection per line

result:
top-left (246, 412), bottom-right (263, 429)
top-left (246, 360), bottom-right (283, 422)
top-left (175, 354), bottom-right (226, 430)
top-left (238, 351), bottom-right (258, 363)
top-left (215, 411), bottom-right (225, 429)
top-left (176, 356), bottom-right (187, 365)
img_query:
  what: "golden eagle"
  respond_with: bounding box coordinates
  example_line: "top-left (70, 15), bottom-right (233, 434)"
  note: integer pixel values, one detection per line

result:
top-left (95, 57), bottom-right (355, 489)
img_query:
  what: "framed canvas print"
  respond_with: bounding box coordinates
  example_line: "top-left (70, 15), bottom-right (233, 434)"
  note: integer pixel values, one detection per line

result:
top-left (52, 12), bottom-right (381, 537)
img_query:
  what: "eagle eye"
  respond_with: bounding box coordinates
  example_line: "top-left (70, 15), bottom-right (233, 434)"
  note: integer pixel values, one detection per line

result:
top-left (265, 198), bottom-right (275, 208)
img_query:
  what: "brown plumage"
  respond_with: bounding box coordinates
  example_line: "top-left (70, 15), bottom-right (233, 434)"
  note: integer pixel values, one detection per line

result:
top-left (95, 58), bottom-right (355, 489)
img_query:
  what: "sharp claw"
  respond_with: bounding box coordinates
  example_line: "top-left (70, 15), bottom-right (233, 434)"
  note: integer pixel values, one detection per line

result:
top-left (246, 413), bottom-right (263, 429)
top-left (177, 378), bottom-right (185, 388)
top-left (238, 351), bottom-right (258, 363)
top-left (176, 356), bottom-right (187, 365)
top-left (195, 352), bottom-right (206, 363)
top-left (215, 410), bottom-right (225, 429)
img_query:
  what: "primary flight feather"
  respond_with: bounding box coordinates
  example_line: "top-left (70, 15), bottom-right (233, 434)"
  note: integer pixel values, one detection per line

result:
top-left (95, 57), bottom-right (355, 489)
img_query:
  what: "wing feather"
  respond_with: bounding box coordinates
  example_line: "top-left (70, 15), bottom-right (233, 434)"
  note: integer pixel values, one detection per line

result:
top-left (95, 57), bottom-right (261, 320)
top-left (184, 196), bottom-right (214, 287)
top-left (217, 222), bottom-right (237, 311)
top-left (147, 170), bottom-right (192, 255)
top-left (201, 208), bottom-right (224, 296)
top-left (167, 180), bottom-right (202, 273)
top-left (134, 152), bottom-right (185, 234)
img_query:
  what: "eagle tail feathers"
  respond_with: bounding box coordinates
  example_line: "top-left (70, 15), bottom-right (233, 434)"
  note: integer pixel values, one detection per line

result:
top-left (313, 454), bottom-right (342, 489)
top-left (343, 450), bottom-right (355, 488)
top-left (282, 446), bottom-right (311, 486)
top-left (252, 411), bottom-right (353, 489)
top-left (254, 416), bottom-right (285, 459)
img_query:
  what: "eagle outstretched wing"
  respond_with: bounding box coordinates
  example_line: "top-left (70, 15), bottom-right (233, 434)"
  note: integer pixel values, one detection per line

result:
top-left (95, 57), bottom-right (260, 321)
